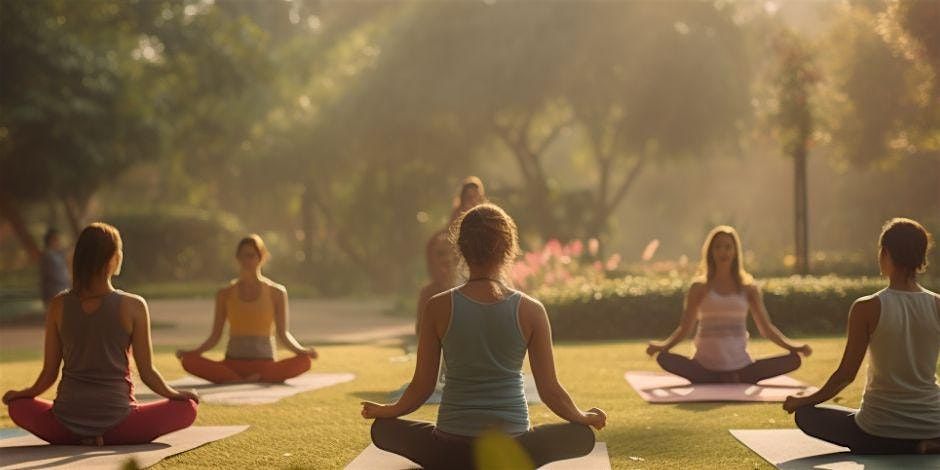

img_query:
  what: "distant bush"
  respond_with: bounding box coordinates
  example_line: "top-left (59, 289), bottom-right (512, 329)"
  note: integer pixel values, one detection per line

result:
top-left (104, 207), bottom-right (243, 284)
top-left (536, 275), bottom-right (910, 340)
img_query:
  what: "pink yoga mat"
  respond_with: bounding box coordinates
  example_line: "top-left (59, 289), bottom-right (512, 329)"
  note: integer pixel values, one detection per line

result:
top-left (624, 371), bottom-right (816, 403)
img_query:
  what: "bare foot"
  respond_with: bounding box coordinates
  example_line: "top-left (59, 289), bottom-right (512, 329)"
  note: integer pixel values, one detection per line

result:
top-left (917, 437), bottom-right (940, 454)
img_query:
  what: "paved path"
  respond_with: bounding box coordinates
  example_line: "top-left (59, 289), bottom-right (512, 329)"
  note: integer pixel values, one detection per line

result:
top-left (0, 298), bottom-right (414, 352)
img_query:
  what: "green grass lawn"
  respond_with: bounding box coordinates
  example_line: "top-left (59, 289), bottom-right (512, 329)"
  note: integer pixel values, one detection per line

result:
top-left (0, 338), bottom-right (930, 469)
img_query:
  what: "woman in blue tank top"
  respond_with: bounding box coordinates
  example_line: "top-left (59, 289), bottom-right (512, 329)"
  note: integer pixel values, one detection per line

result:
top-left (361, 203), bottom-right (606, 469)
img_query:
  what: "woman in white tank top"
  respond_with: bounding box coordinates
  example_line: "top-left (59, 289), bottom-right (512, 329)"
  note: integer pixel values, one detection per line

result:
top-left (647, 226), bottom-right (812, 383)
top-left (784, 218), bottom-right (940, 454)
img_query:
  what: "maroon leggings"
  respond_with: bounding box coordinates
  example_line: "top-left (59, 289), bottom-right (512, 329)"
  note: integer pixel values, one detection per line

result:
top-left (180, 352), bottom-right (311, 384)
top-left (7, 397), bottom-right (197, 445)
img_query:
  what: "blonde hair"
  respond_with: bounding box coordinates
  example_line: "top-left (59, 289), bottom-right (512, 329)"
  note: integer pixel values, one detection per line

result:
top-left (697, 225), bottom-right (753, 288)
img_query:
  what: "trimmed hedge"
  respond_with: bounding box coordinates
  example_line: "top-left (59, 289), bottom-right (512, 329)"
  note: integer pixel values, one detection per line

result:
top-left (537, 275), bottom-right (912, 340)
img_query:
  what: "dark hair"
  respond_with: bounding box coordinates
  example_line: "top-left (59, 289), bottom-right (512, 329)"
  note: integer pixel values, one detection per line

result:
top-left (452, 203), bottom-right (519, 272)
top-left (44, 227), bottom-right (60, 247)
top-left (72, 223), bottom-right (122, 294)
top-left (880, 218), bottom-right (933, 279)
top-left (236, 234), bottom-right (269, 263)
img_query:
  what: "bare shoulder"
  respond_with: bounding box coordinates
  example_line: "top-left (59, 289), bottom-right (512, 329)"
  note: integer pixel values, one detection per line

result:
top-left (743, 282), bottom-right (762, 299)
top-left (851, 293), bottom-right (881, 320)
top-left (47, 292), bottom-right (68, 320)
top-left (687, 281), bottom-right (708, 299)
top-left (264, 279), bottom-right (287, 299)
top-left (423, 289), bottom-right (454, 327)
top-left (518, 292), bottom-right (547, 316)
top-left (118, 291), bottom-right (148, 316)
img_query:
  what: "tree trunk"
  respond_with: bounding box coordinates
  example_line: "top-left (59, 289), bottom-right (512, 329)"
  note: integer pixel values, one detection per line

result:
top-left (793, 140), bottom-right (809, 275)
top-left (0, 193), bottom-right (41, 262)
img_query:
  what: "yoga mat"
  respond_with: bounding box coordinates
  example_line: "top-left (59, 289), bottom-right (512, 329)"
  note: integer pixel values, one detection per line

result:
top-left (730, 429), bottom-right (940, 469)
top-left (624, 371), bottom-right (815, 403)
top-left (345, 442), bottom-right (610, 470)
top-left (0, 425), bottom-right (248, 470)
top-left (388, 374), bottom-right (542, 405)
top-left (135, 372), bottom-right (355, 405)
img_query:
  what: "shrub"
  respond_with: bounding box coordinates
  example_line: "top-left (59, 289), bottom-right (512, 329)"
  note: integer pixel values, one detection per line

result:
top-left (103, 207), bottom-right (243, 284)
top-left (537, 275), bottom-right (903, 340)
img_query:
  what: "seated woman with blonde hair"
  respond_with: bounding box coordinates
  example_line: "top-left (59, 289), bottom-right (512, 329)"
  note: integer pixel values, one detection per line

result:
top-left (647, 226), bottom-right (812, 383)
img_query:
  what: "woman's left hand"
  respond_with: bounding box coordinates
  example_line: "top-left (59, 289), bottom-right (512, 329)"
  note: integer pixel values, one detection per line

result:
top-left (783, 394), bottom-right (811, 414)
top-left (360, 401), bottom-right (396, 419)
top-left (792, 343), bottom-right (813, 357)
top-left (302, 347), bottom-right (319, 359)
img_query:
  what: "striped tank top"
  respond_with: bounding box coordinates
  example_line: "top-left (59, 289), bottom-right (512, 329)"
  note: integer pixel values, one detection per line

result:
top-left (436, 288), bottom-right (529, 437)
top-left (52, 290), bottom-right (134, 437)
top-left (225, 283), bottom-right (276, 360)
top-left (692, 288), bottom-right (754, 371)
top-left (855, 288), bottom-right (940, 439)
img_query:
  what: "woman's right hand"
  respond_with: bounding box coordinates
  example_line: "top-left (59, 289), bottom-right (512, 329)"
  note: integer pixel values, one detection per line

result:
top-left (2, 389), bottom-right (27, 405)
top-left (645, 341), bottom-right (666, 356)
top-left (580, 407), bottom-right (607, 430)
top-left (172, 390), bottom-right (200, 404)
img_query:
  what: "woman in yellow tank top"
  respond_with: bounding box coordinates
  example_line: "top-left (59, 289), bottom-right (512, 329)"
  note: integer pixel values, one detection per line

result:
top-left (176, 235), bottom-right (318, 383)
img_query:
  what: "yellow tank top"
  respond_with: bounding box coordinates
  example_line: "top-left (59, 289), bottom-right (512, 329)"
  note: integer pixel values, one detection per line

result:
top-left (226, 283), bottom-right (275, 337)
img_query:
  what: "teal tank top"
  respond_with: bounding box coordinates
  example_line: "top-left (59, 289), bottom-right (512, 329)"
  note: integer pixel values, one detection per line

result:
top-left (436, 288), bottom-right (530, 437)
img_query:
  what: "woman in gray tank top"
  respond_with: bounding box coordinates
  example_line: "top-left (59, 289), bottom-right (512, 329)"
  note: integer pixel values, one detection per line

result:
top-left (784, 218), bottom-right (940, 454)
top-left (4, 223), bottom-right (199, 446)
top-left (361, 204), bottom-right (606, 470)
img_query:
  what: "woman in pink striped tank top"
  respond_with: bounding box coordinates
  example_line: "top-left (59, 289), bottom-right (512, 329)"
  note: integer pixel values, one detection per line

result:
top-left (646, 226), bottom-right (812, 383)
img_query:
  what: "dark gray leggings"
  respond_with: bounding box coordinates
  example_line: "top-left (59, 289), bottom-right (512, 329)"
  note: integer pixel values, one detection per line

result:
top-left (371, 418), bottom-right (595, 470)
top-left (656, 351), bottom-right (801, 383)
top-left (794, 404), bottom-right (920, 454)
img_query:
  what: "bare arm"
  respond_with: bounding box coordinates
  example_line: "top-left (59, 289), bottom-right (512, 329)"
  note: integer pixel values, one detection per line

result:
top-left (784, 297), bottom-right (877, 412)
top-left (273, 285), bottom-right (316, 358)
top-left (2, 296), bottom-right (64, 403)
top-left (647, 283), bottom-right (706, 354)
top-left (525, 298), bottom-right (604, 428)
top-left (747, 285), bottom-right (811, 354)
top-left (361, 293), bottom-right (445, 419)
top-left (130, 295), bottom-right (194, 401)
top-left (180, 289), bottom-right (228, 355)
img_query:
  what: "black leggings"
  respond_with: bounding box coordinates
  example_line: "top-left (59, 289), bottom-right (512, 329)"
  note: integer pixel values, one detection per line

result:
top-left (371, 418), bottom-right (595, 470)
top-left (656, 351), bottom-right (801, 383)
top-left (794, 404), bottom-right (921, 454)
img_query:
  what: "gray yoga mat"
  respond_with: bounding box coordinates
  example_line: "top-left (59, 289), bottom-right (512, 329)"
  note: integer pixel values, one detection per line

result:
top-left (345, 442), bottom-right (611, 470)
top-left (0, 425), bottom-right (248, 470)
top-left (135, 372), bottom-right (355, 405)
top-left (730, 429), bottom-right (940, 469)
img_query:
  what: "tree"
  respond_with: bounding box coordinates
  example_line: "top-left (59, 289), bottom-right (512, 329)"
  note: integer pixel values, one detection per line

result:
top-left (771, 30), bottom-right (819, 275)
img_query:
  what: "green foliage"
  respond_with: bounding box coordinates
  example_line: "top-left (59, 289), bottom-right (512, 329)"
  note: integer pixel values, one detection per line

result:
top-left (104, 207), bottom-right (242, 284)
top-left (538, 275), bottom-right (894, 340)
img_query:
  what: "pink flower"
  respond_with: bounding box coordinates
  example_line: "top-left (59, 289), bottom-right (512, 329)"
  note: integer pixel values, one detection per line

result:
top-left (606, 253), bottom-right (621, 271)
top-left (545, 239), bottom-right (563, 257)
top-left (641, 239), bottom-right (660, 261)
top-left (567, 239), bottom-right (584, 257)
top-left (592, 260), bottom-right (603, 272)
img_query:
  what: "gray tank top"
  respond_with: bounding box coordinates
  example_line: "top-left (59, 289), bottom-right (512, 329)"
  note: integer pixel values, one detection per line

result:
top-left (52, 290), bottom-right (134, 437)
top-left (855, 288), bottom-right (940, 439)
top-left (437, 288), bottom-right (529, 437)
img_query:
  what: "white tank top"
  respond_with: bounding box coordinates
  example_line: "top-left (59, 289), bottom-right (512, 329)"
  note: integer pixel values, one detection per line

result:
top-left (692, 288), bottom-right (754, 371)
top-left (855, 288), bottom-right (940, 439)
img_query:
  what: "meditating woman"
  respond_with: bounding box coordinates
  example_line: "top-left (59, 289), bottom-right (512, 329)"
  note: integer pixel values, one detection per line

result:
top-left (784, 218), bottom-right (940, 454)
top-left (448, 176), bottom-right (488, 225)
top-left (177, 234), bottom-right (317, 383)
top-left (3, 223), bottom-right (198, 445)
top-left (362, 203), bottom-right (606, 470)
top-left (646, 226), bottom-right (812, 383)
